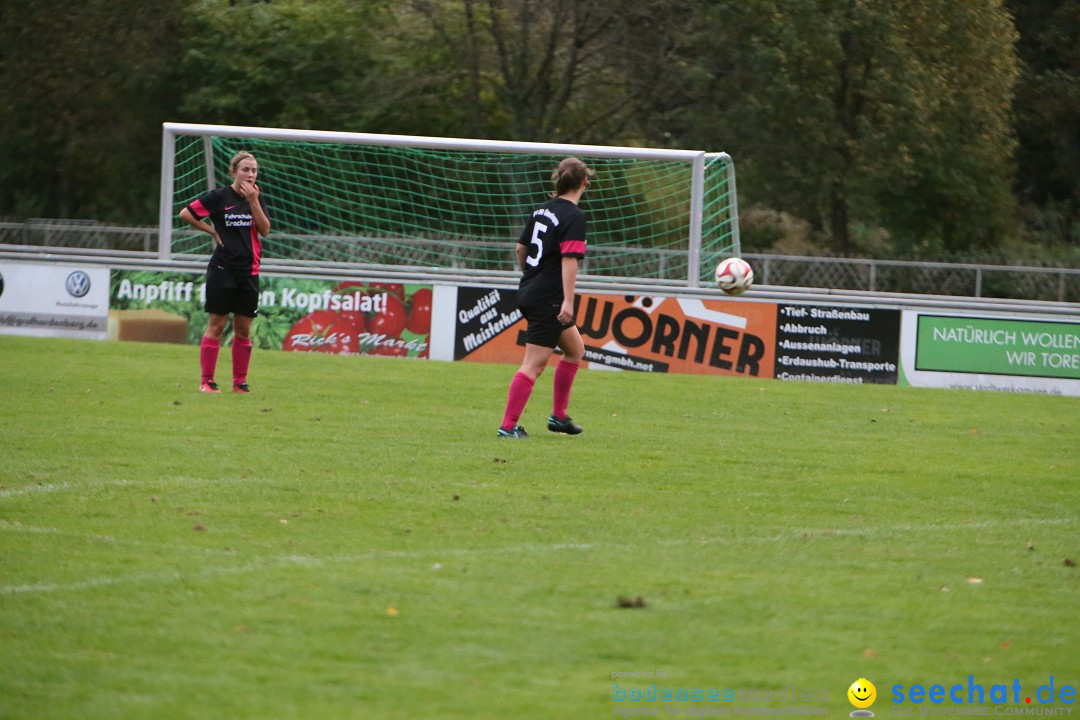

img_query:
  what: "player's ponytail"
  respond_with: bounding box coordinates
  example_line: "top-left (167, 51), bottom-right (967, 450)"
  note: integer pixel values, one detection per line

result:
top-left (551, 157), bottom-right (594, 196)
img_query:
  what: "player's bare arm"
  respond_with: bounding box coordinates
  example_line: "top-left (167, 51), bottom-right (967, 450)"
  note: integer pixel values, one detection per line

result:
top-left (178, 206), bottom-right (223, 247)
top-left (516, 243), bottom-right (529, 272)
top-left (559, 256), bottom-right (578, 324)
top-left (238, 182), bottom-right (271, 237)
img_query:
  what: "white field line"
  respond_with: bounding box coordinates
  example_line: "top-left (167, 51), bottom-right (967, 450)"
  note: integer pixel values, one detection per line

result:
top-left (0, 517), bottom-right (1074, 597)
top-left (0, 520), bottom-right (236, 557)
top-left (0, 556), bottom-right (315, 596)
top-left (0, 475), bottom-right (253, 499)
top-left (0, 482), bottom-right (73, 499)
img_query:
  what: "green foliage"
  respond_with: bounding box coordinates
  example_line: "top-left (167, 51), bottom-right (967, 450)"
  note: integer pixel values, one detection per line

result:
top-left (1008, 0), bottom-right (1080, 250)
top-left (179, 0), bottom-right (399, 131)
top-left (681, 0), bottom-right (1018, 257)
top-left (0, 0), bottom-right (186, 223)
top-left (403, 0), bottom-right (690, 144)
top-left (0, 0), bottom-right (1073, 262)
top-left (1, 335), bottom-right (1078, 718)
top-left (875, 0), bottom-right (1019, 255)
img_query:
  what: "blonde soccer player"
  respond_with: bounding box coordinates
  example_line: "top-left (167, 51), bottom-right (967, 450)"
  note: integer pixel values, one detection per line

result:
top-left (179, 151), bottom-right (270, 394)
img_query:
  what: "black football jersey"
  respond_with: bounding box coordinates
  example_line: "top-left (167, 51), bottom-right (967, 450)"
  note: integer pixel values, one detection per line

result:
top-left (516, 197), bottom-right (587, 305)
top-left (186, 186), bottom-right (269, 275)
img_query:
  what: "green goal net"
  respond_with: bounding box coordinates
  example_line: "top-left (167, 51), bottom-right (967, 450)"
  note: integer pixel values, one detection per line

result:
top-left (161, 124), bottom-right (739, 285)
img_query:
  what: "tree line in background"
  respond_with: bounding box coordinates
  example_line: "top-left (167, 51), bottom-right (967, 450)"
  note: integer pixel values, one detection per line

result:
top-left (1, 0), bottom-right (1077, 265)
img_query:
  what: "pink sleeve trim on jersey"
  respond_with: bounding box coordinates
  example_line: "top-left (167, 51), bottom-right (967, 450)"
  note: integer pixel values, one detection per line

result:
top-left (188, 199), bottom-right (209, 219)
top-left (560, 240), bottom-right (586, 256)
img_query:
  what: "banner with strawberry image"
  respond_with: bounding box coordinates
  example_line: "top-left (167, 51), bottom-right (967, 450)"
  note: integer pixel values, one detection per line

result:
top-left (282, 281), bottom-right (432, 358)
top-left (109, 269), bottom-right (432, 357)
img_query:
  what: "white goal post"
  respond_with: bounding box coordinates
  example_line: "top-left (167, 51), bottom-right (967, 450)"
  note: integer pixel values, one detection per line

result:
top-left (159, 122), bottom-right (740, 286)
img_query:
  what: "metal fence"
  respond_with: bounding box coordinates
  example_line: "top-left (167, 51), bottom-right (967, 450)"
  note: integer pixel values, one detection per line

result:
top-left (0, 219), bottom-right (157, 253)
top-left (744, 254), bottom-right (1080, 303)
top-left (2, 219), bottom-right (1078, 302)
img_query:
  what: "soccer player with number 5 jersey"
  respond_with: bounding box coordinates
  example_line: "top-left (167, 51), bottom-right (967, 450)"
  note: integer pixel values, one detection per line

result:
top-left (497, 157), bottom-right (594, 438)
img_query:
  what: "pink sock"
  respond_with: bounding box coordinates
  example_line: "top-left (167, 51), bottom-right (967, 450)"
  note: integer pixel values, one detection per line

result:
top-left (552, 360), bottom-right (580, 419)
top-left (500, 372), bottom-right (535, 430)
top-left (200, 337), bottom-right (220, 383)
top-left (232, 337), bottom-right (253, 386)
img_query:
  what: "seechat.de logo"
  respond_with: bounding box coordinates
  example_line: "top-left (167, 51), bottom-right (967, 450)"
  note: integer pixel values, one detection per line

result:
top-left (65, 271), bottom-right (91, 298)
top-left (849, 678), bottom-right (877, 717)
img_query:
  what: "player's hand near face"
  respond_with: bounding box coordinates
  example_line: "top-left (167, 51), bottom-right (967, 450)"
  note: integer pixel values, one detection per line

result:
top-left (238, 181), bottom-right (259, 201)
top-left (237, 178), bottom-right (270, 237)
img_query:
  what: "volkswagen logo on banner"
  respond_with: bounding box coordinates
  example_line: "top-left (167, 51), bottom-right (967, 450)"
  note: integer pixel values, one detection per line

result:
top-left (66, 270), bottom-right (92, 298)
top-left (0, 270), bottom-right (4, 299)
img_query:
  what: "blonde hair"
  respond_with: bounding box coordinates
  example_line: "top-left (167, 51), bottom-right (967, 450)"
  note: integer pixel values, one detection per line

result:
top-left (551, 157), bottom-right (593, 196)
top-left (229, 151), bottom-right (257, 174)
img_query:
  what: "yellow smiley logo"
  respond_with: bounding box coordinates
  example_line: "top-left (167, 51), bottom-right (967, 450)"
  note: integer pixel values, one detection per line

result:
top-left (848, 678), bottom-right (877, 709)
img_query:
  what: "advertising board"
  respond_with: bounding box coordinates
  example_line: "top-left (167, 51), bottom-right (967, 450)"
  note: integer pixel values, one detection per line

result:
top-left (0, 261), bottom-right (109, 340)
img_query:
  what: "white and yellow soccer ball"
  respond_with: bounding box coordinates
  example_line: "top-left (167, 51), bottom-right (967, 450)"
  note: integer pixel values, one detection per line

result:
top-left (714, 257), bottom-right (754, 296)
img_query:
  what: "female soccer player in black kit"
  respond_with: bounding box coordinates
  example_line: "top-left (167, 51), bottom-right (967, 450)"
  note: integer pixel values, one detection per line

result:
top-left (498, 157), bottom-right (594, 438)
top-left (179, 150), bottom-right (271, 393)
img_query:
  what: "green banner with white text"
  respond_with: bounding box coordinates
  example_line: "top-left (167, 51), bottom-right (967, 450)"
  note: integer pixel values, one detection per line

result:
top-left (915, 314), bottom-right (1080, 380)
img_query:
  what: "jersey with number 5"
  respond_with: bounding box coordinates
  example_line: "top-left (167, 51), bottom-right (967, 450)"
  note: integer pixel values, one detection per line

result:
top-left (516, 197), bottom-right (587, 305)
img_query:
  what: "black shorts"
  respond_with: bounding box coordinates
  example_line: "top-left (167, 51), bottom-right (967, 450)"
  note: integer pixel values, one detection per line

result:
top-left (205, 263), bottom-right (260, 317)
top-left (519, 299), bottom-right (574, 348)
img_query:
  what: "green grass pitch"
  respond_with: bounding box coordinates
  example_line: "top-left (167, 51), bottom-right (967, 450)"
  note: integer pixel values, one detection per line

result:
top-left (0, 334), bottom-right (1077, 719)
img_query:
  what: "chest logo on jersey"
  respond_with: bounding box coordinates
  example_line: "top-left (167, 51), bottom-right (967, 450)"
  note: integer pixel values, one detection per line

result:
top-left (225, 212), bottom-right (253, 228)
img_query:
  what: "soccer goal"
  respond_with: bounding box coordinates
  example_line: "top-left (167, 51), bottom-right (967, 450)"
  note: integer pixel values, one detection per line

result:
top-left (159, 122), bottom-right (740, 286)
